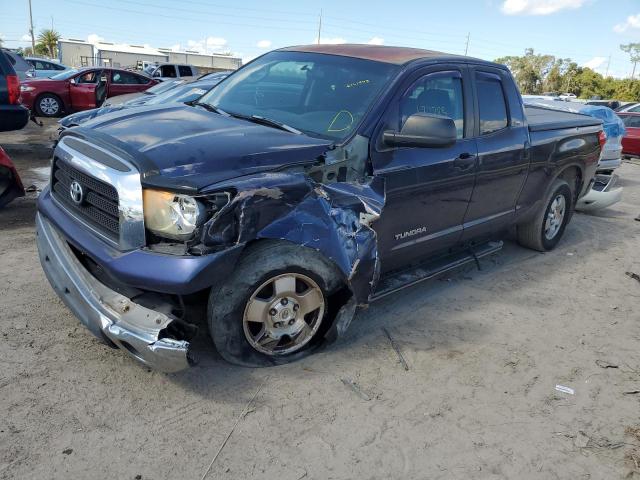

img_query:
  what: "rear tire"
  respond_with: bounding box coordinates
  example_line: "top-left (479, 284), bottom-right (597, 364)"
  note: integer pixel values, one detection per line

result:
top-left (208, 241), bottom-right (341, 367)
top-left (517, 178), bottom-right (573, 252)
top-left (35, 93), bottom-right (63, 117)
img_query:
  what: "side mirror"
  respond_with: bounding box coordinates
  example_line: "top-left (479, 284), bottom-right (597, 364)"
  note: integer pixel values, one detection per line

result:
top-left (383, 113), bottom-right (457, 148)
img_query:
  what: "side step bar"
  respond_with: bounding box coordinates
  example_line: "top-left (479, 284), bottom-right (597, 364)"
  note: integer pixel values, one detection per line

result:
top-left (370, 241), bottom-right (503, 302)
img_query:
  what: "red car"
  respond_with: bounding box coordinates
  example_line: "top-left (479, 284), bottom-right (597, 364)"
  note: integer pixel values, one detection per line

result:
top-left (619, 112), bottom-right (640, 158)
top-left (19, 67), bottom-right (157, 117)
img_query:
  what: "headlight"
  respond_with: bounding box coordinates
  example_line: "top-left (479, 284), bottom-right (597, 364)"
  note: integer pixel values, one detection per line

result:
top-left (143, 189), bottom-right (205, 240)
top-left (20, 85), bottom-right (35, 92)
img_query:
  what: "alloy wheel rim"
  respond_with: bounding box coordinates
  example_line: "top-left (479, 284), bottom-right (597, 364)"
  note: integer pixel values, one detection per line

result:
top-left (544, 194), bottom-right (566, 240)
top-left (242, 273), bottom-right (325, 356)
top-left (40, 97), bottom-right (59, 115)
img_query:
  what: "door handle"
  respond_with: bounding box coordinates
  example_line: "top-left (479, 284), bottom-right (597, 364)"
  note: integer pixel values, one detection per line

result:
top-left (453, 153), bottom-right (477, 171)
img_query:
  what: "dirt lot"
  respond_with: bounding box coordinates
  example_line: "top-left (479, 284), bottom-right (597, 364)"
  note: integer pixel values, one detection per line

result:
top-left (2, 120), bottom-right (640, 479)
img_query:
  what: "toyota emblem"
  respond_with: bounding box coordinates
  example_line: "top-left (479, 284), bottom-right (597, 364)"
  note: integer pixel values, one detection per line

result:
top-left (69, 180), bottom-right (84, 205)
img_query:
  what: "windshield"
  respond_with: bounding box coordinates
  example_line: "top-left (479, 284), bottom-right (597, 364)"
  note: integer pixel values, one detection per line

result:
top-left (144, 79), bottom-right (185, 95)
top-left (147, 83), bottom-right (212, 105)
top-left (199, 51), bottom-right (398, 141)
top-left (50, 68), bottom-right (79, 80)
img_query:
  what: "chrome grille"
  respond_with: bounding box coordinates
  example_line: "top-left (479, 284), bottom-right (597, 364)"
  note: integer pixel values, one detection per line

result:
top-left (52, 157), bottom-right (120, 239)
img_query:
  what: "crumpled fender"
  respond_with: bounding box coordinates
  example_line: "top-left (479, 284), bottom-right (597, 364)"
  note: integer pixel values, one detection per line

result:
top-left (200, 172), bottom-right (385, 312)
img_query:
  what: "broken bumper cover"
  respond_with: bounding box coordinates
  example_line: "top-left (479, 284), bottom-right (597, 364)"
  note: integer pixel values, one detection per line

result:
top-left (36, 213), bottom-right (193, 372)
top-left (576, 173), bottom-right (623, 212)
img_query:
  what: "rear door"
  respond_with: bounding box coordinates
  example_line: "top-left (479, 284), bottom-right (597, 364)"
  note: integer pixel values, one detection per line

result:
top-left (69, 70), bottom-right (99, 110)
top-left (108, 70), bottom-right (151, 96)
top-left (460, 67), bottom-right (529, 241)
top-left (371, 65), bottom-right (478, 272)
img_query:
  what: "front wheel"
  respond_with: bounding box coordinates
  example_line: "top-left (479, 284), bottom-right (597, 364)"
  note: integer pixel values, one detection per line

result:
top-left (517, 178), bottom-right (573, 252)
top-left (35, 94), bottom-right (62, 117)
top-left (208, 242), bottom-right (339, 367)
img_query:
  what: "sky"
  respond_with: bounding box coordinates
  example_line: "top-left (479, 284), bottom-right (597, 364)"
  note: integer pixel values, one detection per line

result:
top-left (1, 0), bottom-right (640, 77)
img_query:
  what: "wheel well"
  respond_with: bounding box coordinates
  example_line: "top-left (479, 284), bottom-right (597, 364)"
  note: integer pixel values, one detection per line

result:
top-left (557, 166), bottom-right (582, 203)
top-left (238, 238), bottom-right (354, 339)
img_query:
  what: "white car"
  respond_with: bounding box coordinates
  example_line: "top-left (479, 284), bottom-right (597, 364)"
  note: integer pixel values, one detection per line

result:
top-left (25, 57), bottom-right (72, 78)
top-left (142, 63), bottom-right (198, 81)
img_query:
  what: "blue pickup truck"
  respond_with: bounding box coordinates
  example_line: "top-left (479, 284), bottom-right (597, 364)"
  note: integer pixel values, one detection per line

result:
top-left (36, 45), bottom-right (604, 372)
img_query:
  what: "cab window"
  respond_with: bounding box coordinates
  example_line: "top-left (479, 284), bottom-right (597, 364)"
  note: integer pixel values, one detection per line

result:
top-left (160, 65), bottom-right (177, 77)
top-left (476, 72), bottom-right (508, 135)
top-left (399, 71), bottom-right (465, 139)
top-left (178, 65), bottom-right (192, 77)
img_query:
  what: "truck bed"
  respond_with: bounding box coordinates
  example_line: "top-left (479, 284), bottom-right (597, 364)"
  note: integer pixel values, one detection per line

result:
top-left (525, 105), bottom-right (602, 132)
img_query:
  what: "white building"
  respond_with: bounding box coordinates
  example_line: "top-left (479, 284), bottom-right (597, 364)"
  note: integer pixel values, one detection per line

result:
top-left (58, 39), bottom-right (241, 72)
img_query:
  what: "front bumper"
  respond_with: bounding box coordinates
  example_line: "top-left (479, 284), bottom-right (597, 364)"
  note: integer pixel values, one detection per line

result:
top-left (36, 213), bottom-right (193, 372)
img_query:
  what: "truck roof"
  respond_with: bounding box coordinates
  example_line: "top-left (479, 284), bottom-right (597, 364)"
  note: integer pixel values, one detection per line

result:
top-left (278, 43), bottom-right (493, 66)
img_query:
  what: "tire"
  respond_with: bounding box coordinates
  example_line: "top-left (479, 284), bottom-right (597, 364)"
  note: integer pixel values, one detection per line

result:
top-left (208, 241), bottom-right (342, 367)
top-left (517, 178), bottom-right (573, 252)
top-left (35, 93), bottom-right (63, 117)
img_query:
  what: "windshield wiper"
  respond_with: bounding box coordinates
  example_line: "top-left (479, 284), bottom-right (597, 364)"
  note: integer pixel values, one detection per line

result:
top-left (228, 112), bottom-right (302, 134)
top-left (191, 102), bottom-right (228, 115)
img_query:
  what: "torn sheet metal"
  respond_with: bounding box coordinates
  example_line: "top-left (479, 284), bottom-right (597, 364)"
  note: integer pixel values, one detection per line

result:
top-left (200, 172), bottom-right (385, 328)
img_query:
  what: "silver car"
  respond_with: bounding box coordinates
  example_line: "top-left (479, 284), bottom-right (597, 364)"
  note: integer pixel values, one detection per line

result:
top-left (24, 57), bottom-right (71, 78)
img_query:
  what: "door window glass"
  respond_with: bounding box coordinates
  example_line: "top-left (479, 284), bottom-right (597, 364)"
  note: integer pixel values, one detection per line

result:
top-left (160, 65), bottom-right (177, 77)
top-left (178, 65), bottom-right (192, 76)
top-left (76, 71), bottom-right (98, 83)
top-left (400, 71), bottom-right (465, 138)
top-left (623, 116), bottom-right (640, 128)
top-left (111, 71), bottom-right (143, 84)
top-left (476, 72), bottom-right (508, 135)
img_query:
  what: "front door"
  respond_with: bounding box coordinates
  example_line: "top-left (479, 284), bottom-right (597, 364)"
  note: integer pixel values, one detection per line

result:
top-left (69, 71), bottom-right (99, 111)
top-left (371, 66), bottom-right (478, 272)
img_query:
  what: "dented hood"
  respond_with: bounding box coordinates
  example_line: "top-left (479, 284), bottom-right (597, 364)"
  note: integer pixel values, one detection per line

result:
top-left (68, 104), bottom-right (333, 190)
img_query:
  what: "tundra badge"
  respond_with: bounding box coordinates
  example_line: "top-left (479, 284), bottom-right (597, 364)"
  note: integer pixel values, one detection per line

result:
top-left (395, 226), bottom-right (427, 241)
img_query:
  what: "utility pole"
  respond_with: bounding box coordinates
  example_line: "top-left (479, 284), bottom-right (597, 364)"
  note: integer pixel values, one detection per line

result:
top-left (605, 54), bottom-right (611, 77)
top-left (28, 0), bottom-right (35, 53)
top-left (464, 32), bottom-right (470, 56)
top-left (317, 9), bottom-right (322, 44)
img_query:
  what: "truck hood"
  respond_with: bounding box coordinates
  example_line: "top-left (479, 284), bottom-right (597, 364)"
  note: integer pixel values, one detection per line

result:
top-left (69, 104), bottom-right (334, 191)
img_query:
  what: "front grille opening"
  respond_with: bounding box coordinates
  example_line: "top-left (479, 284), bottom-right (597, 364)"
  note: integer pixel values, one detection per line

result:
top-left (51, 157), bottom-right (120, 241)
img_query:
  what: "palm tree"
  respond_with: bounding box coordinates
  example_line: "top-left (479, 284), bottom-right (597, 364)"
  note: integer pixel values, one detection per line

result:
top-left (37, 29), bottom-right (60, 58)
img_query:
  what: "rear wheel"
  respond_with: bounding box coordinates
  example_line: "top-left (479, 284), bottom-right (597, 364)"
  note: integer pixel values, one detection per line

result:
top-left (35, 94), bottom-right (62, 117)
top-left (208, 242), bottom-right (340, 367)
top-left (517, 179), bottom-right (573, 251)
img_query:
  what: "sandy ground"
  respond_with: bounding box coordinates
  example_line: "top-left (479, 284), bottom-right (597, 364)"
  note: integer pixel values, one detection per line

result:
top-left (1, 120), bottom-right (640, 479)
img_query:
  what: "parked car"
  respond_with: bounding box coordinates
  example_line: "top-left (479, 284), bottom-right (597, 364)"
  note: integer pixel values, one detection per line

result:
top-left (0, 49), bottom-right (27, 207)
top-left (102, 78), bottom-right (186, 107)
top-left (19, 67), bottom-right (157, 117)
top-left (616, 102), bottom-right (640, 113)
top-left (59, 75), bottom-right (229, 131)
top-left (37, 44), bottom-right (604, 372)
top-left (586, 99), bottom-right (621, 110)
top-left (24, 57), bottom-right (71, 78)
top-left (197, 70), bottom-right (233, 82)
top-left (143, 63), bottom-right (198, 80)
top-left (1, 50), bottom-right (35, 80)
top-left (618, 113), bottom-right (640, 158)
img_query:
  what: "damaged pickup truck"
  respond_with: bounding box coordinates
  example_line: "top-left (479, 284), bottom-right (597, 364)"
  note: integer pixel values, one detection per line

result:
top-left (36, 45), bottom-right (605, 372)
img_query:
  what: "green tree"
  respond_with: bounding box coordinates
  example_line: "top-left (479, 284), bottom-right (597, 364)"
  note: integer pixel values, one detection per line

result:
top-left (495, 48), bottom-right (555, 94)
top-left (37, 28), bottom-right (60, 58)
top-left (620, 43), bottom-right (640, 80)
